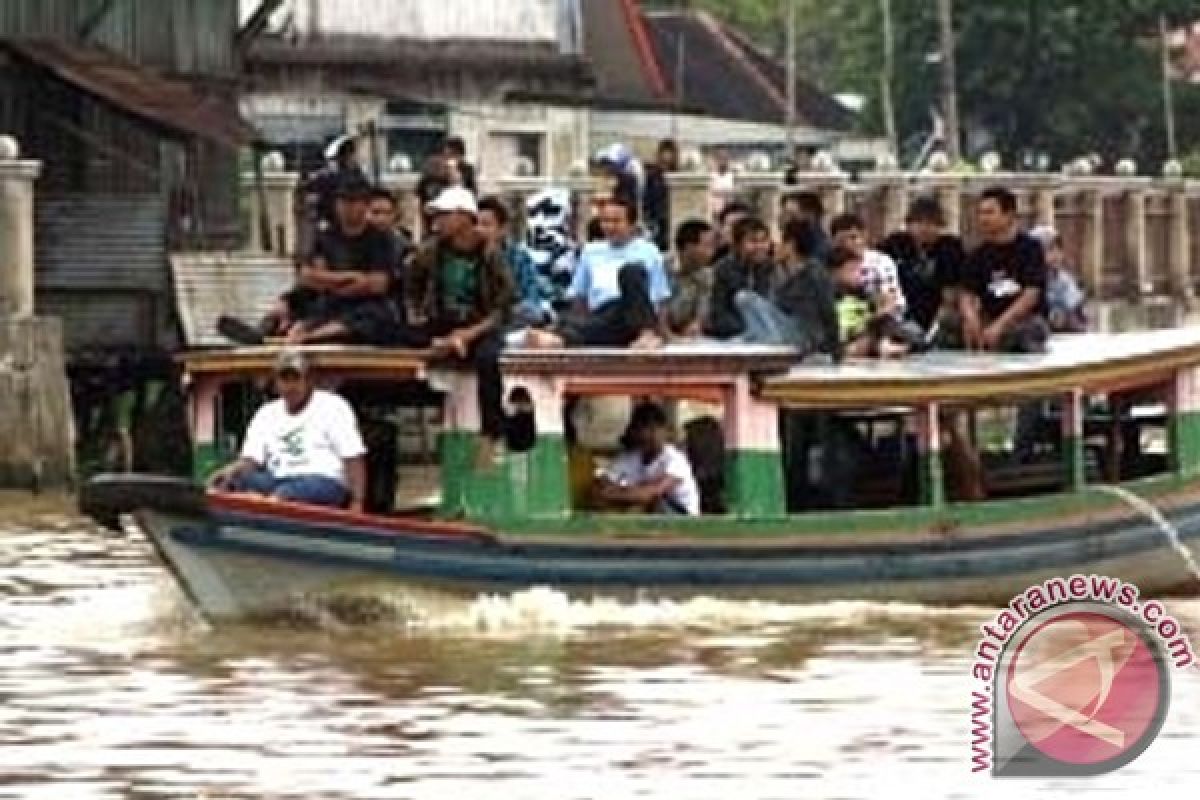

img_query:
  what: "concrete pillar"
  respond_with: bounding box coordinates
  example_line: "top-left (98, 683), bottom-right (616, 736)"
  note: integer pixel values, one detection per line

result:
top-left (1124, 185), bottom-right (1150, 298)
top-left (0, 137), bottom-right (41, 316)
top-left (381, 172), bottom-right (420, 240)
top-left (1033, 179), bottom-right (1058, 228)
top-left (1080, 187), bottom-right (1106, 300)
top-left (736, 172), bottom-right (783, 236)
top-left (1168, 182), bottom-right (1195, 311)
top-left (666, 172), bottom-right (712, 251)
top-left (935, 179), bottom-right (963, 235)
top-left (866, 171), bottom-right (909, 236)
top-left (245, 167), bottom-right (300, 256)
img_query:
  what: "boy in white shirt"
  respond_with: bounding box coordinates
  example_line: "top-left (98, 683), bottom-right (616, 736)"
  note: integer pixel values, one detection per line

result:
top-left (208, 349), bottom-right (368, 510)
top-left (594, 402), bottom-right (701, 516)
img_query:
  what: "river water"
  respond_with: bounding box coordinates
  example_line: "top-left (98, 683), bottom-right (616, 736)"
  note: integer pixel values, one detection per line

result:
top-left (2, 497), bottom-right (1199, 799)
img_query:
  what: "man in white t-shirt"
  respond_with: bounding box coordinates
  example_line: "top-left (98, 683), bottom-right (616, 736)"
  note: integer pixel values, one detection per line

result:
top-left (208, 349), bottom-right (368, 510)
top-left (594, 401), bottom-right (700, 516)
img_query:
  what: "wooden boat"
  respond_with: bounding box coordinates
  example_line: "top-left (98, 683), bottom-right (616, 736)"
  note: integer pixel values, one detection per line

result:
top-left (81, 330), bottom-right (1200, 618)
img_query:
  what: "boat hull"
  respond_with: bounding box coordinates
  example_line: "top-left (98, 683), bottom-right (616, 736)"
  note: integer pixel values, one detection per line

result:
top-left (131, 497), bottom-right (1200, 619)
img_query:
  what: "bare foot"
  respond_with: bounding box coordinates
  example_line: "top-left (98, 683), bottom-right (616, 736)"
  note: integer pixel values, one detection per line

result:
top-left (878, 339), bottom-right (909, 359)
top-left (524, 329), bottom-right (564, 349)
top-left (630, 331), bottom-right (664, 351)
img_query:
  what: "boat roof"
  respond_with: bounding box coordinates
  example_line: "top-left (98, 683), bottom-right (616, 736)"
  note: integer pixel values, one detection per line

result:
top-left (763, 328), bottom-right (1200, 408)
top-left (174, 327), bottom-right (1200, 408)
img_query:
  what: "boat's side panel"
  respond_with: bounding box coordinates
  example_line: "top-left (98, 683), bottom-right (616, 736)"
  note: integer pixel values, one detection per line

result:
top-left (137, 498), bottom-right (1200, 617)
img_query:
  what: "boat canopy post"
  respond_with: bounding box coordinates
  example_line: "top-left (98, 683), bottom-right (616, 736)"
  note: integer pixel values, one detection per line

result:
top-left (186, 373), bottom-right (225, 481)
top-left (1171, 364), bottom-right (1200, 475)
top-left (1062, 387), bottom-right (1086, 490)
top-left (430, 368), bottom-right (513, 519)
top-left (508, 373), bottom-right (571, 519)
top-left (915, 402), bottom-right (945, 509)
top-left (725, 376), bottom-right (785, 518)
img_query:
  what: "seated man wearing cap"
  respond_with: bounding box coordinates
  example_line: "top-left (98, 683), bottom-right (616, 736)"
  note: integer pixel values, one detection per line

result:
top-left (224, 174), bottom-right (400, 346)
top-left (402, 187), bottom-right (515, 462)
top-left (207, 350), bottom-right (368, 510)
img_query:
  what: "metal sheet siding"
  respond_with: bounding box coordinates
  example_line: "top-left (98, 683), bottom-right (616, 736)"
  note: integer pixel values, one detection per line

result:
top-left (34, 193), bottom-right (174, 351)
top-left (35, 194), bottom-right (167, 292)
top-left (0, 0), bottom-right (237, 77)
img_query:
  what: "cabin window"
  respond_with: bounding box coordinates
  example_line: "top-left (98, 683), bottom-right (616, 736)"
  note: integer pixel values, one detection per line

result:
top-left (565, 394), bottom-right (723, 516)
top-left (1084, 387), bottom-right (1171, 484)
top-left (781, 407), bottom-right (923, 512)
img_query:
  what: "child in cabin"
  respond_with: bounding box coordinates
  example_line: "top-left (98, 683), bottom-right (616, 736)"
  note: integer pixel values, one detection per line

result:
top-left (593, 402), bottom-right (701, 516)
top-left (827, 246), bottom-right (911, 359)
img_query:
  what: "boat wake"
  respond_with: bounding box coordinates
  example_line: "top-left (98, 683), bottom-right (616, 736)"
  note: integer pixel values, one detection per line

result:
top-left (1089, 484), bottom-right (1200, 583)
top-left (248, 585), bottom-right (993, 637)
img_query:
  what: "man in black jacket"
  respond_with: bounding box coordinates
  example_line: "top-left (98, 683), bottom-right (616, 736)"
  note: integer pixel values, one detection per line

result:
top-left (704, 216), bottom-right (775, 339)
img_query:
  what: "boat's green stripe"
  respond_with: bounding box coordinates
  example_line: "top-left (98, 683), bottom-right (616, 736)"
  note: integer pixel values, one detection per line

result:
top-left (193, 442), bottom-right (228, 483)
top-left (474, 472), bottom-right (1195, 538)
top-left (726, 449), bottom-right (786, 518)
top-left (1171, 410), bottom-right (1200, 475)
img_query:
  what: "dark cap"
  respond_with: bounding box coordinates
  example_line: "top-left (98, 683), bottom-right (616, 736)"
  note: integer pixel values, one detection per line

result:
top-left (335, 173), bottom-right (374, 200)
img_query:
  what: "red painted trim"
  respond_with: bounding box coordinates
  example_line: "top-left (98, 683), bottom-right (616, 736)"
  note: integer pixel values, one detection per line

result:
top-left (620, 0), bottom-right (668, 97)
top-left (565, 383), bottom-right (725, 405)
top-left (207, 491), bottom-right (489, 540)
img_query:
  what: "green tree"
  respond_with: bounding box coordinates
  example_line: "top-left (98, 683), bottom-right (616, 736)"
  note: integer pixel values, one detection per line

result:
top-left (646, 0), bottom-right (1200, 168)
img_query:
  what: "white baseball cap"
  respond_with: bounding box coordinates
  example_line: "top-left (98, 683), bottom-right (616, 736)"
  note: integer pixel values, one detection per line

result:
top-left (426, 187), bottom-right (479, 217)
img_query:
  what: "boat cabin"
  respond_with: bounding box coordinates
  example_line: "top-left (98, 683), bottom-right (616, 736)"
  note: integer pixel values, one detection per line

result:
top-left (175, 328), bottom-right (1200, 536)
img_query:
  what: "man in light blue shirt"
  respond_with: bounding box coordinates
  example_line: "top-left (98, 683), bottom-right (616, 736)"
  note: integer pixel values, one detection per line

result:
top-left (525, 196), bottom-right (669, 349)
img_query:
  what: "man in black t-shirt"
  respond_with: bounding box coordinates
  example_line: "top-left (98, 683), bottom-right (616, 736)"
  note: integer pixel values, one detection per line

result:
top-left (274, 175), bottom-right (399, 345)
top-left (939, 187), bottom-right (1048, 353)
top-left (880, 195), bottom-right (964, 334)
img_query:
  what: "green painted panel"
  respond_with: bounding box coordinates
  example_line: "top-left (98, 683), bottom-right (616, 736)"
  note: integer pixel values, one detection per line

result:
top-left (438, 431), bottom-right (474, 518)
top-left (1064, 434), bottom-right (1086, 490)
top-left (523, 435), bottom-right (571, 518)
top-left (483, 472), bottom-right (1195, 539)
top-left (726, 449), bottom-right (786, 518)
top-left (192, 442), bottom-right (228, 483)
top-left (917, 450), bottom-right (946, 509)
top-left (1171, 410), bottom-right (1200, 475)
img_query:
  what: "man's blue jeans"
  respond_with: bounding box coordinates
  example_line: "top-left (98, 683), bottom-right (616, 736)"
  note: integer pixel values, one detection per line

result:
top-left (228, 467), bottom-right (350, 509)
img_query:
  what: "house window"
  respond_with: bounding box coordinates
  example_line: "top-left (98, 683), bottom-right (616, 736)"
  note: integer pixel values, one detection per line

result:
top-left (485, 132), bottom-right (544, 178)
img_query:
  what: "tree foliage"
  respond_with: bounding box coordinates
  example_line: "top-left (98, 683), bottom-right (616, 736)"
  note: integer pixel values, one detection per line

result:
top-left (644, 0), bottom-right (1200, 168)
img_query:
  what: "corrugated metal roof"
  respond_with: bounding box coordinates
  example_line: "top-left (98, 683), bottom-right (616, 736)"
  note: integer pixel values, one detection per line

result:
top-left (0, 38), bottom-right (253, 147)
top-left (170, 253), bottom-right (295, 347)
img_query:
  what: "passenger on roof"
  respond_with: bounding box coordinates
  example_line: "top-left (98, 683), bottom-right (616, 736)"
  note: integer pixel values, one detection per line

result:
top-left (523, 195), bottom-right (669, 350)
top-left (827, 245), bottom-right (912, 359)
top-left (594, 402), bottom-right (701, 516)
top-left (302, 134), bottom-right (370, 235)
top-left (1029, 224), bottom-right (1087, 333)
top-left (705, 216), bottom-right (775, 340)
top-left (402, 187), bottom-right (514, 465)
top-left (733, 218), bottom-right (841, 360)
top-left (937, 186), bottom-right (1049, 353)
top-left (477, 195), bottom-right (548, 327)
top-left (218, 174), bottom-right (400, 347)
top-left (712, 200), bottom-right (751, 264)
top-left (207, 349), bottom-right (367, 511)
top-left (780, 191), bottom-right (831, 262)
top-left (879, 195), bottom-right (964, 336)
top-left (664, 219), bottom-right (718, 339)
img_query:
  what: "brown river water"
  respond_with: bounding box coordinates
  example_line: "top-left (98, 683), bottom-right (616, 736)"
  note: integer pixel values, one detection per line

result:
top-left (2, 494), bottom-right (1199, 799)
